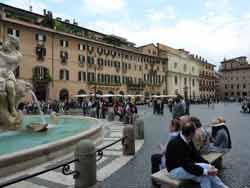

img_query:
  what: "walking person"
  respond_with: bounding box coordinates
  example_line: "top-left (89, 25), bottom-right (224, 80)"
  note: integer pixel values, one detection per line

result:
top-left (172, 96), bottom-right (185, 120)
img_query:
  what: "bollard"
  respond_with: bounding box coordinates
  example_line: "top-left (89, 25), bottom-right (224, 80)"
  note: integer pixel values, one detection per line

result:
top-left (122, 125), bottom-right (135, 155)
top-left (75, 140), bottom-right (98, 188)
top-left (134, 119), bottom-right (144, 139)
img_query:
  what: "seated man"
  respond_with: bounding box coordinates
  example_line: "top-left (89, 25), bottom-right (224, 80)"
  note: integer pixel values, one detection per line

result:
top-left (165, 122), bottom-right (228, 188)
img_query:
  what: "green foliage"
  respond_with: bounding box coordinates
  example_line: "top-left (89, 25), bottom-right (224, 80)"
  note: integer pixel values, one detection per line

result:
top-left (32, 71), bottom-right (52, 84)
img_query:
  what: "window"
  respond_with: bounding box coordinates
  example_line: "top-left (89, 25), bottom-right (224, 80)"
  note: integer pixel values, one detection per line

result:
top-left (231, 84), bottom-right (234, 89)
top-left (184, 78), bottom-right (187, 86)
top-left (184, 64), bottom-right (187, 72)
top-left (78, 43), bottom-right (85, 51)
top-left (60, 51), bottom-right (68, 63)
top-left (225, 84), bottom-right (228, 89)
top-left (7, 28), bottom-right (20, 37)
top-left (60, 69), bottom-right (69, 80)
top-left (243, 84), bottom-right (246, 89)
top-left (174, 62), bottom-right (178, 69)
top-left (192, 79), bottom-right (195, 87)
top-left (60, 40), bottom-right (69, 48)
top-left (35, 33), bottom-right (46, 42)
top-left (36, 46), bottom-right (46, 61)
top-left (237, 84), bottom-right (240, 89)
top-left (78, 55), bottom-right (85, 65)
top-left (192, 67), bottom-right (195, 73)
top-left (87, 56), bottom-right (94, 64)
top-left (174, 76), bottom-right (178, 85)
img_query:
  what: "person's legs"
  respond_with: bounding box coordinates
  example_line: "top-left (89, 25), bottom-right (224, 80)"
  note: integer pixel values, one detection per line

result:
top-left (208, 176), bottom-right (227, 188)
top-left (151, 154), bottom-right (162, 174)
top-left (196, 163), bottom-right (227, 188)
top-left (169, 167), bottom-right (212, 188)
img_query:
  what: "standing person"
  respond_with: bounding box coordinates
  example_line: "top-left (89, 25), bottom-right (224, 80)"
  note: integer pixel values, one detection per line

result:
top-left (172, 96), bottom-right (185, 120)
top-left (168, 99), bottom-right (173, 113)
top-left (82, 99), bottom-right (87, 116)
top-left (166, 122), bottom-right (229, 188)
top-left (185, 99), bottom-right (190, 115)
top-left (153, 99), bottom-right (157, 114)
top-left (95, 99), bottom-right (100, 119)
top-left (160, 99), bottom-right (164, 115)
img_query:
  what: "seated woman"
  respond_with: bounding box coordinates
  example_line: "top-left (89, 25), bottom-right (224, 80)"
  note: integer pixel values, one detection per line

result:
top-left (151, 119), bottom-right (181, 175)
top-left (210, 117), bottom-right (232, 151)
top-left (190, 116), bottom-right (211, 154)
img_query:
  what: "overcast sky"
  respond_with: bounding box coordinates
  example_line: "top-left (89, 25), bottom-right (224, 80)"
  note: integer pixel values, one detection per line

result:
top-left (1, 0), bottom-right (250, 66)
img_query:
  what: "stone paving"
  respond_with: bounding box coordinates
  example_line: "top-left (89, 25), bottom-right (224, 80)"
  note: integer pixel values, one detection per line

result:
top-left (103, 103), bottom-right (250, 188)
top-left (0, 120), bottom-right (144, 188)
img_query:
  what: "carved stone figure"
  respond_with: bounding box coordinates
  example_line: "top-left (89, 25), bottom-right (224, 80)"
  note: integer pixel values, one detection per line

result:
top-left (0, 36), bottom-right (32, 129)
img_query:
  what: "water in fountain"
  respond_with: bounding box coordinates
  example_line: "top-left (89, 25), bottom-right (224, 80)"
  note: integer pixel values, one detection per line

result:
top-left (30, 91), bottom-right (46, 124)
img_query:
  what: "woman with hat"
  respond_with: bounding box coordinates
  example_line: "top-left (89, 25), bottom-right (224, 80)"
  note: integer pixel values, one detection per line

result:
top-left (210, 116), bottom-right (232, 151)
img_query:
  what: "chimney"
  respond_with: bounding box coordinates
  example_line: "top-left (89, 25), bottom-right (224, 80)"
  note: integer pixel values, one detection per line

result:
top-left (29, 5), bottom-right (32, 12)
top-left (43, 9), bottom-right (47, 15)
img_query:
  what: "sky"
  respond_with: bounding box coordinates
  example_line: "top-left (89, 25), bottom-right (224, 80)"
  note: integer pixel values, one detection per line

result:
top-left (1, 0), bottom-right (250, 67)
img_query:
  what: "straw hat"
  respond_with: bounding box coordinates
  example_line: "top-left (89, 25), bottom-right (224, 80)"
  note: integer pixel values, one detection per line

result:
top-left (210, 116), bottom-right (226, 127)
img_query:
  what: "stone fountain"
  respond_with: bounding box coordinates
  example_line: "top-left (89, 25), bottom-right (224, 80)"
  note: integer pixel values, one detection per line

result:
top-left (0, 35), bottom-right (33, 130)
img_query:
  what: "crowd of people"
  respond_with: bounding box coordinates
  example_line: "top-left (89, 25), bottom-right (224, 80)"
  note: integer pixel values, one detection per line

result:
top-left (17, 97), bottom-right (139, 124)
top-left (241, 98), bottom-right (250, 113)
top-left (151, 95), bottom-right (232, 188)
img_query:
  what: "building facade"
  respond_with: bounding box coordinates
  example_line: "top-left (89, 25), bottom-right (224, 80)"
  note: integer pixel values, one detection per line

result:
top-left (157, 43), bottom-right (200, 99)
top-left (219, 56), bottom-right (250, 98)
top-left (0, 3), bottom-right (167, 101)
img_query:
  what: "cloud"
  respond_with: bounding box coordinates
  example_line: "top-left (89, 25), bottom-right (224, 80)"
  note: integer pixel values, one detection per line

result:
top-left (81, 0), bottom-right (125, 15)
top-left (5, 0), bottom-right (47, 14)
top-left (147, 5), bottom-right (176, 22)
top-left (88, 9), bottom-right (250, 66)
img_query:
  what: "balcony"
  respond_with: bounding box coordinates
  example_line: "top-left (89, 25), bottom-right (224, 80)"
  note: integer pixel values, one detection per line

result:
top-left (87, 81), bottom-right (121, 86)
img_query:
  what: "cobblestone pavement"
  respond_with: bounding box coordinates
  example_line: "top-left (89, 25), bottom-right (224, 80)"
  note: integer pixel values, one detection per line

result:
top-left (103, 103), bottom-right (250, 188)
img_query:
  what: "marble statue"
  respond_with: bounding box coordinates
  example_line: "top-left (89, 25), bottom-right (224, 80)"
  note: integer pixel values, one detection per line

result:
top-left (0, 35), bottom-right (32, 130)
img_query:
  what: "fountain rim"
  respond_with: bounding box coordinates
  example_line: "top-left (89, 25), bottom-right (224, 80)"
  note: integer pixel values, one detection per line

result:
top-left (0, 115), bottom-right (103, 164)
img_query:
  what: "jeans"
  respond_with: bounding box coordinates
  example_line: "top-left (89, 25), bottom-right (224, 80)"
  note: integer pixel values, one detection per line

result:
top-left (169, 163), bottom-right (226, 188)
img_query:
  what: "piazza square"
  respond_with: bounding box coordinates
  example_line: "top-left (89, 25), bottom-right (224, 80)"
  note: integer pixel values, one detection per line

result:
top-left (0, 1), bottom-right (250, 188)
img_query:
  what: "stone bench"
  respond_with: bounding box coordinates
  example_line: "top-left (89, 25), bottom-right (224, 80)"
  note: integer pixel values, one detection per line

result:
top-left (151, 152), bottom-right (225, 188)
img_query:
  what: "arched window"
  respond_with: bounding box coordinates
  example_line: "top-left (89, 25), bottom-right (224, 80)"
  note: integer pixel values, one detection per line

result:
top-left (78, 90), bottom-right (86, 95)
top-left (59, 89), bottom-right (69, 101)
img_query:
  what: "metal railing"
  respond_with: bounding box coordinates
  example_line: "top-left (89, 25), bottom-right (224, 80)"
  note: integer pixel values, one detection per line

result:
top-left (96, 137), bottom-right (125, 161)
top-left (0, 137), bottom-right (125, 188)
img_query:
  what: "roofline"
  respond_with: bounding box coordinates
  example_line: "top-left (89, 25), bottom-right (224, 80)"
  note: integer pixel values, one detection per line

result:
top-left (0, 2), bottom-right (109, 38)
top-left (137, 43), bottom-right (157, 49)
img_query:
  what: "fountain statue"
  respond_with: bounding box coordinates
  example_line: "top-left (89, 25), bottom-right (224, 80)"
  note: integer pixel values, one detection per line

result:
top-left (0, 35), bottom-right (33, 130)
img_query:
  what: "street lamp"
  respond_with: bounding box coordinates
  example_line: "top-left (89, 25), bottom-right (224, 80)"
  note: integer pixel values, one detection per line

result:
top-left (94, 53), bottom-right (97, 99)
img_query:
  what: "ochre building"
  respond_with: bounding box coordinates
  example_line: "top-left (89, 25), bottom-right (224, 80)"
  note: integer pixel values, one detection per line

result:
top-left (0, 3), bottom-right (167, 101)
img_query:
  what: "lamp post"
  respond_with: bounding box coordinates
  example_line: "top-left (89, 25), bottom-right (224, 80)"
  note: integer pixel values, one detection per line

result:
top-left (94, 53), bottom-right (97, 99)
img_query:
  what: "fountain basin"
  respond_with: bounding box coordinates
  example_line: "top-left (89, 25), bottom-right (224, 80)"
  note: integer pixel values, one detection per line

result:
top-left (0, 115), bottom-right (103, 177)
